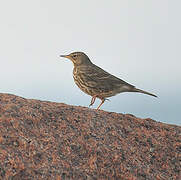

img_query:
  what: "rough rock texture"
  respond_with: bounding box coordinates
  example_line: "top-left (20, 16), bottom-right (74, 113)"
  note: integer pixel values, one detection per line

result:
top-left (0, 93), bottom-right (180, 180)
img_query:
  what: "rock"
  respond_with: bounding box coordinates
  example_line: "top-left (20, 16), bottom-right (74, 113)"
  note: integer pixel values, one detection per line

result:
top-left (0, 93), bottom-right (180, 179)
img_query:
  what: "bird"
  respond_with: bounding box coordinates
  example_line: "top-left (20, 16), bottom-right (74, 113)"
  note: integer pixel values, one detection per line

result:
top-left (60, 52), bottom-right (157, 110)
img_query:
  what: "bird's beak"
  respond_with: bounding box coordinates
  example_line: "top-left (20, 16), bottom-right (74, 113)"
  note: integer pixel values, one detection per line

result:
top-left (60, 55), bottom-right (70, 59)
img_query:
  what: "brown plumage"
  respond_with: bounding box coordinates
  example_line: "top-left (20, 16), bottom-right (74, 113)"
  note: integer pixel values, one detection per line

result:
top-left (60, 52), bottom-right (157, 110)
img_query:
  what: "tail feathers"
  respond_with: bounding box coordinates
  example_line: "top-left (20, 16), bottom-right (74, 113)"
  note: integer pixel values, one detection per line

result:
top-left (132, 88), bottom-right (157, 98)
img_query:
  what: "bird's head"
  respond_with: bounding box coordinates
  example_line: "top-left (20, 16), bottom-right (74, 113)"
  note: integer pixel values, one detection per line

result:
top-left (60, 52), bottom-right (92, 66)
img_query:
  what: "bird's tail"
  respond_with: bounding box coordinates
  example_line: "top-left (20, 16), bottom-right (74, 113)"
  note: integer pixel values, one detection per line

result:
top-left (131, 88), bottom-right (157, 98)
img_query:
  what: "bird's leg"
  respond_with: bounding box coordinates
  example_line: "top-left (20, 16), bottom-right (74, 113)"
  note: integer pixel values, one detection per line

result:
top-left (96, 99), bottom-right (105, 110)
top-left (89, 96), bottom-right (97, 107)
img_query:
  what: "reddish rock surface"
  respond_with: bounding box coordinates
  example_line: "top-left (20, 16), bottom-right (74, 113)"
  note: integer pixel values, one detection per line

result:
top-left (0, 93), bottom-right (180, 180)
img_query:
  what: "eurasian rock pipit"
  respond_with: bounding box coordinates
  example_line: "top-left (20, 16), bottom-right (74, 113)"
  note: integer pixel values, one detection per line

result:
top-left (60, 52), bottom-right (157, 110)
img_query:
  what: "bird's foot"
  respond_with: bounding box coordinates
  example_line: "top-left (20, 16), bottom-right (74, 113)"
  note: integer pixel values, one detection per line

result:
top-left (89, 103), bottom-right (93, 107)
top-left (96, 99), bottom-right (105, 110)
top-left (89, 96), bottom-right (97, 107)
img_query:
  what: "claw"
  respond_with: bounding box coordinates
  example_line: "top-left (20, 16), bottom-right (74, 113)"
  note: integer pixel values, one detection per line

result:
top-left (89, 103), bottom-right (93, 107)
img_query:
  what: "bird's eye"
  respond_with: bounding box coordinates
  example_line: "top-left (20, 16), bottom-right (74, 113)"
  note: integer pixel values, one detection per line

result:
top-left (72, 54), bottom-right (77, 58)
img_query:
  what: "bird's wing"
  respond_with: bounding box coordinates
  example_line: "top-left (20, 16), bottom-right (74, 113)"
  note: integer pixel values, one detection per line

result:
top-left (77, 64), bottom-right (134, 92)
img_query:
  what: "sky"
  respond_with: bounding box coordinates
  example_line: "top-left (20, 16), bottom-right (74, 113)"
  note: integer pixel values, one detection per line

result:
top-left (0, 1), bottom-right (180, 125)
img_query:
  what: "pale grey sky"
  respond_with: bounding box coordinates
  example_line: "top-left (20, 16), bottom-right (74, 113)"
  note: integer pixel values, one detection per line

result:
top-left (0, 1), bottom-right (180, 125)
